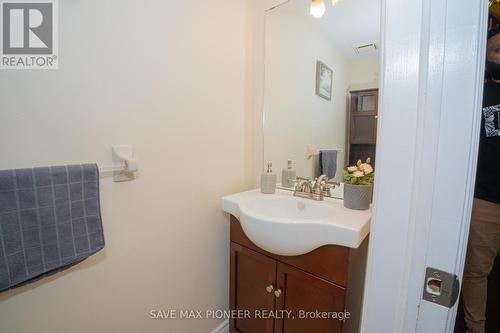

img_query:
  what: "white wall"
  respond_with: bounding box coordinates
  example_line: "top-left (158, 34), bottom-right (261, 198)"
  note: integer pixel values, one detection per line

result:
top-left (0, 1), bottom-right (250, 332)
top-left (348, 58), bottom-right (379, 91)
top-left (263, 0), bottom-right (349, 181)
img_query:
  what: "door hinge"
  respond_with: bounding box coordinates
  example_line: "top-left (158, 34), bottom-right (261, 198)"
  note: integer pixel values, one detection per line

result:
top-left (422, 267), bottom-right (460, 308)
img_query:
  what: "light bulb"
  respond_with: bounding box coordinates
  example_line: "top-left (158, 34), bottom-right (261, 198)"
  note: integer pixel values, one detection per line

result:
top-left (310, 0), bottom-right (326, 18)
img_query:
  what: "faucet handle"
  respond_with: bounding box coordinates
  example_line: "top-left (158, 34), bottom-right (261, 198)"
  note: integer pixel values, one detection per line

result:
top-left (321, 183), bottom-right (333, 196)
top-left (293, 177), bottom-right (314, 193)
top-left (314, 175), bottom-right (329, 185)
top-left (326, 180), bottom-right (341, 186)
top-left (319, 179), bottom-right (341, 196)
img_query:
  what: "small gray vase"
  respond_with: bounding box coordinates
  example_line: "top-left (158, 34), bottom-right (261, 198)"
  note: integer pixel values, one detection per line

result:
top-left (344, 183), bottom-right (372, 210)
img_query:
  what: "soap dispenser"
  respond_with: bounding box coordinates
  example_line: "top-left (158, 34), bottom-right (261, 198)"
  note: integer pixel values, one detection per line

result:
top-left (261, 162), bottom-right (277, 194)
top-left (281, 160), bottom-right (296, 188)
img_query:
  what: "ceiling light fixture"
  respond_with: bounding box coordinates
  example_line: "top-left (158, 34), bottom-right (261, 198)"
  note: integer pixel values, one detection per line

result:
top-left (332, 0), bottom-right (340, 6)
top-left (310, 0), bottom-right (326, 18)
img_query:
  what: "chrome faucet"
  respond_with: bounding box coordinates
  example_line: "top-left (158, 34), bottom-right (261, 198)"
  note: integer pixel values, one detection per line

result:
top-left (293, 175), bottom-right (340, 201)
top-left (313, 175), bottom-right (329, 192)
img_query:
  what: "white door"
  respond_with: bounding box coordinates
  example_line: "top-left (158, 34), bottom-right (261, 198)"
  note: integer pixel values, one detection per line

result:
top-left (360, 0), bottom-right (489, 333)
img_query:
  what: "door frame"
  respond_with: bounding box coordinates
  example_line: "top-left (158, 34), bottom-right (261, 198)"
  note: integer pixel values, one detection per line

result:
top-left (360, 0), bottom-right (488, 333)
top-left (248, 0), bottom-right (489, 332)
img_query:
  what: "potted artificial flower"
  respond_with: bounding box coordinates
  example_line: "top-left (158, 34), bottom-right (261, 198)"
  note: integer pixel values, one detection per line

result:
top-left (343, 158), bottom-right (374, 210)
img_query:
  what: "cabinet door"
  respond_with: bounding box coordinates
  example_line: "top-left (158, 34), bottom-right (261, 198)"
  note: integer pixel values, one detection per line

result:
top-left (350, 89), bottom-right (378, 145)
top-left (274, 263), bottom-right (346, 333)
top-left (351, 90), bottom-right (378, 114)
top-left (230, 243), bottom-right (276, 333)
top-left (350, 115), bottom-right (378, 144)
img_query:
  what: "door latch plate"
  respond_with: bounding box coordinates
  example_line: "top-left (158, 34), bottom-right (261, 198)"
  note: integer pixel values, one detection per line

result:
top-left (422, 267), bottom-right (460, 308)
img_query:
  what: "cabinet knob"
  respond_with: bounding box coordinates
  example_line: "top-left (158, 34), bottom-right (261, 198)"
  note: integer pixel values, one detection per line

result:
top-left (266, 284), bottom-right (274, 293)
top-left (274, 289), bottom-right (282, 298)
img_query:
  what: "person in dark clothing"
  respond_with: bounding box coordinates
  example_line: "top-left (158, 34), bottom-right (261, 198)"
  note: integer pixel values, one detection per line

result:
top-left (462, 26), bottom-right (500, 333)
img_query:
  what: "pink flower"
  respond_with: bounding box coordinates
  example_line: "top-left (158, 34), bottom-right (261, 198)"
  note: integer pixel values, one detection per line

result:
top-left (352, 170), bottom-right (364, 177)
top-left (360, 163), bottom-right (373, 175)
top-left (347, 166), bottom-right (358, 172)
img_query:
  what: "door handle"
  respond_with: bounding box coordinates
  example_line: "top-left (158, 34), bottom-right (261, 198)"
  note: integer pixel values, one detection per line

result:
top-left (266, 284), bottom-right (274, 293)
top-left (274, 289), bottom-right (282, 298)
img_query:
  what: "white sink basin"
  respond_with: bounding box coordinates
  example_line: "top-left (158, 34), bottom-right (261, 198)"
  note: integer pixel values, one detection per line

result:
top-left (221, 189), bottom-right (371, 256)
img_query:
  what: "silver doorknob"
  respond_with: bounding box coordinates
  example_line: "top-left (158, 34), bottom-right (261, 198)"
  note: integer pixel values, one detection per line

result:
top-left (266, 285), bottom-right (274, 293)
top-left (274, 289), bottom-right (282, 298)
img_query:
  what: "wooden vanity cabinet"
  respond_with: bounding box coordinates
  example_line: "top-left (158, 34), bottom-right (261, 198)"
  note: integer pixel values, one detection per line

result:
top-left (229, 215), bottom-right (355, 333)
top-left (274, 263), bottom-right (346, 333)
top-left (231, 243), bottom-right (277, 333)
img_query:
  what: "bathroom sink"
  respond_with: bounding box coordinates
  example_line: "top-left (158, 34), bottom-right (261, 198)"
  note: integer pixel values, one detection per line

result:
top-left (221, 189), bottom-right (371, 256)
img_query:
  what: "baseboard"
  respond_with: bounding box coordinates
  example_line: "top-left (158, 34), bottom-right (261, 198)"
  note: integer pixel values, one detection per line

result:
top-left (210, 319), bottom-right (229, 333)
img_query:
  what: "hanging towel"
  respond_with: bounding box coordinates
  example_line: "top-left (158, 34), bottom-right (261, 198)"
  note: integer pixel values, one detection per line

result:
top-left (0, 164), bottom-right (105, 292)
top-left (319, 150), bottom-right (338, 179)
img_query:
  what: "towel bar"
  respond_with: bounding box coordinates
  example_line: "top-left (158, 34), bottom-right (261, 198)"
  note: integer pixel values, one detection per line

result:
top-left (100, 145), bottom-right (138, 182)
top-left (99, 163), bottom-right (129, 173)
top-left (306, 145), bottom-right (343, 160)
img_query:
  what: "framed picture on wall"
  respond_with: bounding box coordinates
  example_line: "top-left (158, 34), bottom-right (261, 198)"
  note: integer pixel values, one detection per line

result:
top-left (315, 61), bottom-right (333, 101)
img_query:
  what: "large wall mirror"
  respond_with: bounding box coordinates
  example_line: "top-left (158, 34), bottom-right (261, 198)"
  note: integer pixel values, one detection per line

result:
top-left (263, 0), bottom-right (381, 198)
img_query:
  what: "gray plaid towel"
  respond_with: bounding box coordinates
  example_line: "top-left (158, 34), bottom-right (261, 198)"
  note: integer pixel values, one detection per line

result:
top-left (319, 150), bottom-right (338, 179)
top-left (0, 164), bottom-right (105, 291)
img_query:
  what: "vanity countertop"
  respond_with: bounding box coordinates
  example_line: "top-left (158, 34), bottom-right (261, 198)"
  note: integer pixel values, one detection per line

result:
top-left (221, 188), bottom-right (371, 255)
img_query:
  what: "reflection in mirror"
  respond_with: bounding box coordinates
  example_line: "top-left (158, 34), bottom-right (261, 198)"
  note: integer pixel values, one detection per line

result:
top-left (263, 0), bottom-right (380, 199)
